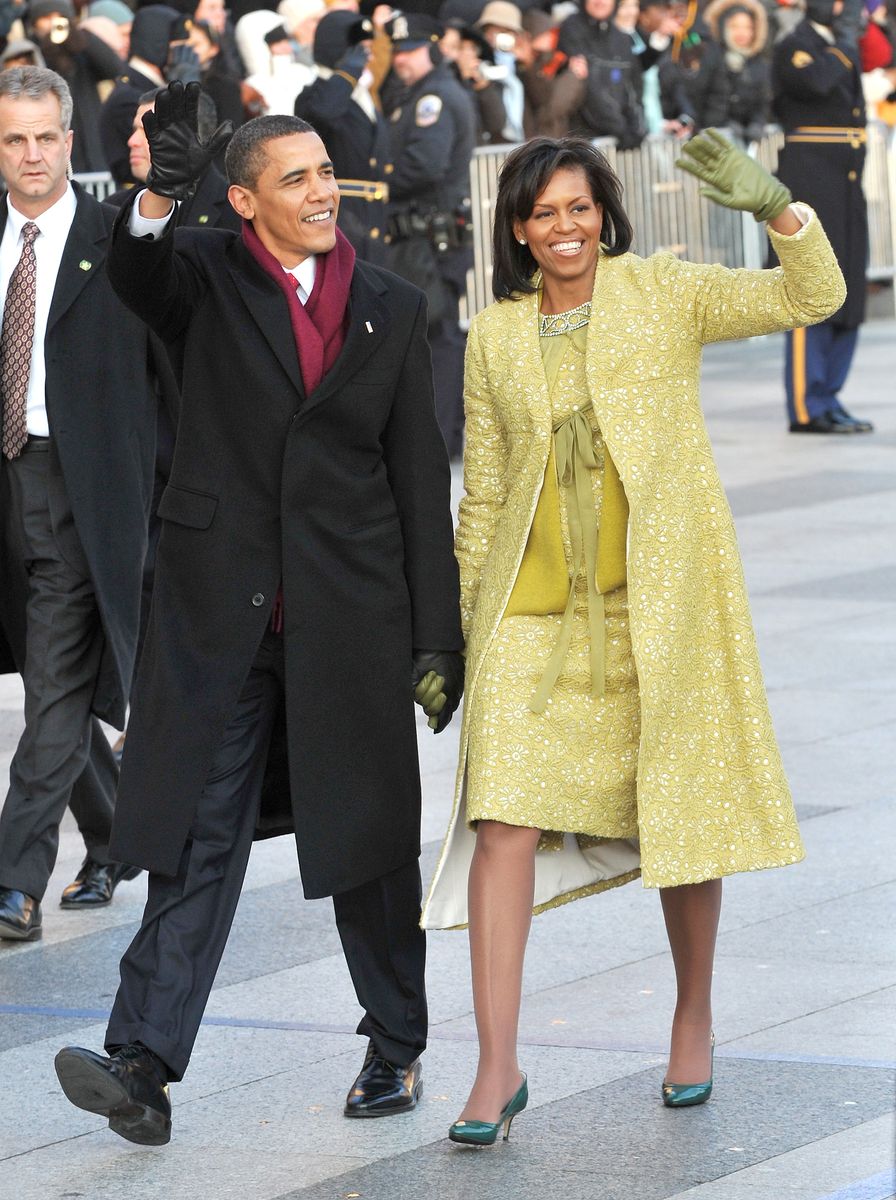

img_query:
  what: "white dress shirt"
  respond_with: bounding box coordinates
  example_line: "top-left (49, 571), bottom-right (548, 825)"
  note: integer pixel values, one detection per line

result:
top-left (128, 193), bottom-right (317, 301)
top-left (0, 185), bottom-right (78, 436)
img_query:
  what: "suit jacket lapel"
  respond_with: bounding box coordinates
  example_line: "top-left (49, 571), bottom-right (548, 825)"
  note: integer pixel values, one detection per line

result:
top-left (300, 265), bottom-right (391, 417)
top-left (226, 241), bottom-right (305, 400)
top-left (46, 186), bottom-right (107, 337)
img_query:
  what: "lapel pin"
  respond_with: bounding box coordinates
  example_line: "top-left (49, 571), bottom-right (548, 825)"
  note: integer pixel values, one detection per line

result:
top-left (78, 260), bottom-right (92, 271)
top-left (365, 320), bottom-right (373, 333)
top-left (198, 215), bottom-right (209, 224)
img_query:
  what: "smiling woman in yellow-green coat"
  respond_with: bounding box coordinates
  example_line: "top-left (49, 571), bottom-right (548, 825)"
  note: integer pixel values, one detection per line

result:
top-left (423, 131), bottom-right (846, 1147)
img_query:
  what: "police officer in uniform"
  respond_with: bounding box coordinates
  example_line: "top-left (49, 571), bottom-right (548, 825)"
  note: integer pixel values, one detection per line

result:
top-left (385, 13), bottom-right (476, 459)
top-left (772, 0), bottom-right (873, 433)
top-left (294, 11), bottom-right (392, 265)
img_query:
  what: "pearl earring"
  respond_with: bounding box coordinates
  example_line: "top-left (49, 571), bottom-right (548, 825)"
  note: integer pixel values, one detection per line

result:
top-left (518, 237), bottom-right (527, 245)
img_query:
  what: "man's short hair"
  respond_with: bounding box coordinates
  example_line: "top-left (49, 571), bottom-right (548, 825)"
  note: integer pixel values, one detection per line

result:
top-left (138, 86), bottom-right (220, 143)
top-left (225, 115), bottom-right (316, 189)
top-left (0, 65), bottom-right (74, 131)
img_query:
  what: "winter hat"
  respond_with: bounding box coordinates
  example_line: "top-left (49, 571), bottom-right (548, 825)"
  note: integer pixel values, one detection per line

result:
top-left (475, 1), bottom-right (523, 33)
top-left (805, 0), bottom-right (837, 25)
top-left (27, 0), bottom-right (75, 21)
top-left (129, 4), bottom-right (180, 66)
top-left (521, 8), bottom-right (555, 37)
top-left (0, 37), bottom-right (46, 66)
top-left (313, 10), bottom-right (372, 68)
top-left (87, 0), bottom-right (134, 23)
top-left (277, 0), bottom-right (325, 35)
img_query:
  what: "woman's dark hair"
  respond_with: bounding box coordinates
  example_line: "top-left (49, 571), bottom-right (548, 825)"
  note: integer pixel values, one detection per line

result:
top-left (491, 137), bottom-right (634, 301)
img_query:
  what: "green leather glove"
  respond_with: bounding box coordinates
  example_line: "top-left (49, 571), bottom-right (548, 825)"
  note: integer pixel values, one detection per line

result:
top-left (676, 128), bottom-right (792, 223)
top-left (412, 651), bottom-right (464, 733)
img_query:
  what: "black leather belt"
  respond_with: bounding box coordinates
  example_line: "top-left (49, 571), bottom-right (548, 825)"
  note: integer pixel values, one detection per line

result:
top-left (21, 434), bottom-right (50, 452)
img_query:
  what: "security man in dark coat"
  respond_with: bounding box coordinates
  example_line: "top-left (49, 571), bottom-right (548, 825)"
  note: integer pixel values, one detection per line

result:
top-left (294, 11), bottom-right (392, 264)
top-left (54, 85), bottom-right (464, 1146)
top-left (384, 12), bottom-right (476, 459)
top-left (0, 67), bottom-right (154, 939)
top-left (772, 0), bottom-right (874, 433)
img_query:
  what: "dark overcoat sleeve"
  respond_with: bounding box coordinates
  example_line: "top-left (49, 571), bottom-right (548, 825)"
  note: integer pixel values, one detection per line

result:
top-left (380, 293), bottom-right (463, 653)
top-left (107, 193), bottom-right (208, 343)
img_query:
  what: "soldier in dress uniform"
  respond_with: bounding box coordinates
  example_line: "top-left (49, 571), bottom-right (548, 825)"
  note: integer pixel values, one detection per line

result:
top-left (294, 11), bottom-right (392, 265)
top-left (384, 12), bottom-right (476, 459)
top-left (772, 0), bottom-right (874, 433)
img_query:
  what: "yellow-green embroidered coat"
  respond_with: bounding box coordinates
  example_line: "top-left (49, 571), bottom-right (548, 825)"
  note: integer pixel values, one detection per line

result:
top-left (422, 210), bottom-right (845, 931)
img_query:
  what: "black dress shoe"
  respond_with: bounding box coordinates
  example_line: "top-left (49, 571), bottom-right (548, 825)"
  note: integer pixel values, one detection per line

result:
top-left (789, 414), bottom-right (842, 433)
top-left (59, 858), bottom-right (141, 908)
top-left (0, 888), bottom-right (42, 940)
top-left (344, 1041), bottom-right (423, 1118)
top-left (828, 408), bottom-right (874, 433)
top-left (55, 1044), bottom-right (172, 1146)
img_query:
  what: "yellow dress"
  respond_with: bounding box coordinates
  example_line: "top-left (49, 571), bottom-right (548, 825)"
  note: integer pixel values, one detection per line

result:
top-left (465, 321), bottom-right (641, 848)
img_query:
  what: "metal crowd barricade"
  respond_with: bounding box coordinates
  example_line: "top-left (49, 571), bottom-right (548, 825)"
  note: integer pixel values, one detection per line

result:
top-left (72, 171), bottom-right (117, 202)
top-left (463, 125), bottom-right (896, 319)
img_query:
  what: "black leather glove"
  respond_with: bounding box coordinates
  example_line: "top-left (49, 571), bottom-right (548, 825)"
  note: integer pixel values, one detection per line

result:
top-left (335, 43), bottom-right (369, 85)
top-left (166, 43), bottom-right (202, 85)
top-left (144, 80), bottom-right (234, 202)
top-left (412, 650), bottom-right (464, 734)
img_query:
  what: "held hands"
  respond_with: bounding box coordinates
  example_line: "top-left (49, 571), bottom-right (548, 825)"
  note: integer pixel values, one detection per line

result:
top-left (143, 81), bottom-right (234, 202)
top-left (676, 128), bottom-right (792, 223)
top-left (412, 650), bottom-right (464, 734)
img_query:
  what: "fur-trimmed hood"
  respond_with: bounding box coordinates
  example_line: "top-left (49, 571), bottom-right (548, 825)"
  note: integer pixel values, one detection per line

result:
top-left (704, 0), bottom-right (768, 58)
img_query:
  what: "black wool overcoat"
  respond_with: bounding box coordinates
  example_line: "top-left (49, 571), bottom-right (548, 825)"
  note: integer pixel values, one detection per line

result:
top-left (771, 20), bottom-right (868, 328)
top-left (106, 195), bottom-right (462, 899)
top-left (0, 186), bottom-right (154, 728)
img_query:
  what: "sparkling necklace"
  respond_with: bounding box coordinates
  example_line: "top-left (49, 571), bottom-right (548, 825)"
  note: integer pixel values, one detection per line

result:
top-left (539, 300), bottom-right (592, 337)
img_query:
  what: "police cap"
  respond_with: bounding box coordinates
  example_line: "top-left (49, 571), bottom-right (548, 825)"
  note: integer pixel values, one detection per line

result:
top-left (386, 11), bottom-right (443, 49)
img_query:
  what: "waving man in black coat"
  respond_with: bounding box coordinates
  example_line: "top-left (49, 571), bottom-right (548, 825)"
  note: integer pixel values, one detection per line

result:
top-left (54, 83), bottom-right (464, 1146)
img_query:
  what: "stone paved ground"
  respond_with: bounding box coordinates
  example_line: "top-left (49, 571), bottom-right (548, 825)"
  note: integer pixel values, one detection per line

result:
top-left (1, 323), bottom-right (894, 1200)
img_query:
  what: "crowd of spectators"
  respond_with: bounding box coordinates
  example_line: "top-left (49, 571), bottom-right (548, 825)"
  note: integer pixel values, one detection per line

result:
top-left (0, 0), bottom-right (894, 181)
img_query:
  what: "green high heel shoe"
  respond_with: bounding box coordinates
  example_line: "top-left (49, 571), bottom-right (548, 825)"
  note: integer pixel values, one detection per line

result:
top-left (448, 1074), bottom-right (528, 1146)
top-left (662, 1032), bottom-right (715, 1108)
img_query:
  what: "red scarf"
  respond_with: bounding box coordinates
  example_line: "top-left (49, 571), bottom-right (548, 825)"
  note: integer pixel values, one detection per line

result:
top-left (241, 219), bottom-right (356, 395)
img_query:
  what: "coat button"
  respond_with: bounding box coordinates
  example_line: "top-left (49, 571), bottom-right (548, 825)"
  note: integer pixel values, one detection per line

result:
top-left (251, 593), bottom-right (265, 606)
top-left (852, 108), bottom-right (861, 117)
top-left (848, 170), bottom-right (857, 181)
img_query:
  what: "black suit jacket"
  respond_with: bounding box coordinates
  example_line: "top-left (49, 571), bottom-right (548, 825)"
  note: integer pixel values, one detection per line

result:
top-left (106, 195), bottom-right (462, 898)
top-left (0, 185), bottom-right (155, 726)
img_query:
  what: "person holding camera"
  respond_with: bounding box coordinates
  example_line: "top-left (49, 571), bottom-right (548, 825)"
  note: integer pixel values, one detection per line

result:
top-left (384, 11), bottom-right (475, 459)
top-left (440, 19), bottom-right (509, 146)
top-left (26, 0), bottom-right (125, 171)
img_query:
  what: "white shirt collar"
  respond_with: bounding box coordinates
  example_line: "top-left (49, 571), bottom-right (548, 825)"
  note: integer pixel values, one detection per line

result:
top-left (6, 183), bottom-right (77, 241)
top-left (286, 255), bottom-right (316, 304)
top-left (809, 21), bottom-right (835, 44)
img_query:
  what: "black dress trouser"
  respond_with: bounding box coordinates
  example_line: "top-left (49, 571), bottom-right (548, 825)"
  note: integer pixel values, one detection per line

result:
top-left (0, 445), bottom-right (118, 900)
top-left (106, 628), bottom-right (428, 1082)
